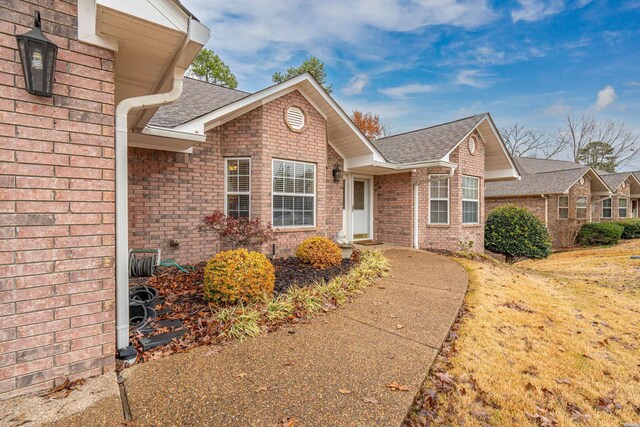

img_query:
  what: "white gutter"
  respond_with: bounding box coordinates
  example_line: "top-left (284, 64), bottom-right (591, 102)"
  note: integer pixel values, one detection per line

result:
top-left (115, 68), bottom-right (185, 352)
top-left (372, 160), bottom-right (457, 171)
top-left (142, 124), bottom-right (206, 143)
top-left (541, 194), bottom-right (548, 227)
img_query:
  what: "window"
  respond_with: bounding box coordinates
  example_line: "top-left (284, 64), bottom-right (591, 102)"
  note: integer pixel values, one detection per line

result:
top-left (429, 175), bottom-right (449, 224)
top-left (462, 176), bottom-right (480, 224)
top-left (225, 158), bottom-right (250, 218)
top-left (602, 198), bottom-right (612, 218)
top-left (619, 197), bottom-right (628, 218)
top-left (558, 195), bottom-right (569, 219)
top-left (272, 159), bottom-right (315, 227)
top-left (576, 196), bottom-right (588, 219)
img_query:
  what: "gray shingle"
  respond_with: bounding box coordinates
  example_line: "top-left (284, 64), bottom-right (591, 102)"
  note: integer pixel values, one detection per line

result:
top-left (513, 157), bottom-right (584, 175)
top-left (599, 172), bottom-right (633, 191)
top-left (485, 166), bottom-right (590, 197)
top-left (370, 114), bottom-right (487, 164)
top-left (148, 78), bottom-right (251, 128)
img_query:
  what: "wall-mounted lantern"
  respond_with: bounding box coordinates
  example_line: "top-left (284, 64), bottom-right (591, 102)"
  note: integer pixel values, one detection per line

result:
top-left (332, 164), bottom-right (343, 182)
top-left (16, 11), bottom-right (58, 97)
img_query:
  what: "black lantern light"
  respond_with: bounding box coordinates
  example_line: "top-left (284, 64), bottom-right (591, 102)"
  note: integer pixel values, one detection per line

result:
top-left (332, 163), bottom-right (343, 182)
top-left (16, 11), bottom-right (58, 97)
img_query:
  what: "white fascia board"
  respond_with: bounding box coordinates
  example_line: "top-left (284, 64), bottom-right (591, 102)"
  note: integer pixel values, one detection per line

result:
top-left (142, 125), bottom-right (206, 142)
top-left (485, 168), bottom-right (521, 181)
top-left (77, 0), bottom-right (118, 51)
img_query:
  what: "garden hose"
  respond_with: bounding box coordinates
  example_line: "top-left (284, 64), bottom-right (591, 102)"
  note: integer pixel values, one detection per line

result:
top-left (158, 259), bottom-right (194, 274)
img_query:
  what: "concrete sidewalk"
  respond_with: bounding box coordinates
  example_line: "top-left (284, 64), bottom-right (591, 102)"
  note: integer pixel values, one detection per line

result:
top-left (54, 248), bottom-right (468, 426)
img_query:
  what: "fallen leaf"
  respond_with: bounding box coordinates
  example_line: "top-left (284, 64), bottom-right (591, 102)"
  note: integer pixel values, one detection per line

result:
top-left (373, 301), bottom-right (382, 306)
top-left (385, 381), bottom-right (410, 391)
top-left (388, 314), bottom-right (397, 318)
top-left (236, 372), bottom-right (247, 378)
top-left (362, 396), bottom-right (379, 404)
top-left (276, 416), bottom-right (296, 427)
top-left (339, 388), bottom-right (352, 394)
top-left (205, 348), bottom-right (222, 356)
top-left (525, 382), bottom-right (536, 392)
top-left (555, 378), bottom-right (571, 384)
top-left (469, 409), bottom-right (489, 420)
top-left (396, 324), bottom-right (405, 330)
top-left (256, 386), bottom-right (269, 393)
top-left (387, 353), bottom-right (395, 360)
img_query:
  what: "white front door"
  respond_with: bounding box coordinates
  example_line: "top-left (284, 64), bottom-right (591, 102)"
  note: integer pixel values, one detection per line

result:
top-left (352, 178), bottom-right (371, 240)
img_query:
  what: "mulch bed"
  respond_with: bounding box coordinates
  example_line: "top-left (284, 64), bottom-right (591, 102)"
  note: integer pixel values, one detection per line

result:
top-left (272, 257), bottom-right (353, 293)
top-left (129, 257), bottom-right (354, 362)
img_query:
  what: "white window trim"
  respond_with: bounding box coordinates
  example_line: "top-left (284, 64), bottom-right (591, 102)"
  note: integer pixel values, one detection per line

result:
top-left (462, 175), bottom-right (480, 224)
top-left (619, 197), bottom-right (628, 218)
top-left (271, 159), bottom-right (317, 228)
top-left (428, 174), bottom-right (449, 225)
top-left (602, 197), bottom-right (612, 219)
top-left (558, 195), bottom-right (569, 220)
top-left (224, 157), bottom-right (251, 218)
top-left (576, 196), bottom-right (588, 219)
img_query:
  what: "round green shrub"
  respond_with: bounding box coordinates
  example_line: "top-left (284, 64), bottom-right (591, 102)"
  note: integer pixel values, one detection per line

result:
top-left (485, 204), bottom-right (551, 263)
top-left (203, 249), bottom-right (275, 304)
top-left (615, 219), bottom-right (640, 239)
top-left (579, 222), bottom-right (624, 246)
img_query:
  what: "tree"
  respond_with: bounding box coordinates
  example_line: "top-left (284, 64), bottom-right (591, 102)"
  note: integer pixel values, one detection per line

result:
top-left (577, 141), bottom-right (616, 172)
top-left (500, 124), bottom-right (563, 158)
top-left (272, 57), bottom-right (332, 93)
top-left (556, 114), bottom-right (640, 170)
top-left (351, 110), bottom-right (383, 140)
top-left (380, 117), bottom-right (399, 137)
top-left (188, 48), bottom-right (238, 88)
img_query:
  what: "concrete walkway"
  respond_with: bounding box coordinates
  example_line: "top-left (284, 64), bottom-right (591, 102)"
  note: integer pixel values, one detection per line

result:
top-left (51, 248), bottom-right (468, 427)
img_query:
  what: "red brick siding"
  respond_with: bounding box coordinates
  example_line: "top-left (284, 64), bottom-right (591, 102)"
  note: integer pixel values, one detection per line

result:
top-left (373, 172), bottom-right (413, 247)
top-left (1, 1), bottom-right (116, 398)
top-left (593, 180), bottom-right (632, 221)
top-left (485, 196), bottom-right (547, 225)
top-left (128, 90), bottom-right (342, 261)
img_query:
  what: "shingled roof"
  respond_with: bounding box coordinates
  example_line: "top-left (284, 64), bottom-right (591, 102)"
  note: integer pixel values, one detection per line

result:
top-left (370, 114), bottom-right (487, 164)
top-left (485, 165), bottom-right (591, 197)
top-left (599, 172), bottom-right (634, 192)
top-left (149, 78), bottom-right (251, 128)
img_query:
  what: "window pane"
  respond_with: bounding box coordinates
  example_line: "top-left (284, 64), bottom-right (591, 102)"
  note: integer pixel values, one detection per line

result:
top-left (603, 198), bottom-right (612, 208)
top-left (559, 196), bottom-right (569, 208)
top-left (273, 161), bottom-right (315, 226)
top-left (619, 198), bottom-right (628, 208)
top-left (273, 177), bottom-right (284, 192)
top-left (238, 175), bottom-right (250, 192)
top-left (462, 176), bottom-right (479, 200)
top-left (430, 200), bottom-right (448, 224)
top-left (463, 201), bottom-right (479, 223)
top-left (577, 197), bottom-right (587, 208)
top-left (577, 208), bottom-right (587, 219)
top-left (559, 208), bottom-right (569, 219)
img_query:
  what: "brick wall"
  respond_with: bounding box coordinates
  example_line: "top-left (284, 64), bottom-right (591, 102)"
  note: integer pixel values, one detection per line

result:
top-left (373, 172), bottom-right (413, 247)
top-left (128, 90), bottom-right (342, 261)
top-left (1, 1), bottom-right (116, 398)
top-left (485, 196), bottom-right (547, 225)
top-left (592, 180), bottom-right (631, 222)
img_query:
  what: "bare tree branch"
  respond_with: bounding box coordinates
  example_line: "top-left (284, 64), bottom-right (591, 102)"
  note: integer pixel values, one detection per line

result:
top-left (500, 124), bottom-right (559, 158)
top-left (380, 117), bottom-right (399, 137)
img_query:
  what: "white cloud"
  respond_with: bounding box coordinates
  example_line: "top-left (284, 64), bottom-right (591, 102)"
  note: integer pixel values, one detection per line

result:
top-left (379, 83), bottom-right (437, 99)
top-left (594, 85), bottom-right (617, 111)
top-left (342, 74), bottom-right (369, 96)
top-left (543, 101), bottom-right (570, 116)
top-left (628, 81), bottom-right (640, 87)
top-left (511, 0), bottom-right (565, 22)
top-left (455, 69), bottom-right (492, 88)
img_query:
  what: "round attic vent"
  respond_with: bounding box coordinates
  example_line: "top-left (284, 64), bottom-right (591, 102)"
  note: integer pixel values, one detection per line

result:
top-left (579, 177), bottom-right (585, 185)
top-left (468, 135), bottom-right (477, 155)
top-left (285, 106), bottom-right (306, 132)
top-left (622, 181), bottom-right (627, 189)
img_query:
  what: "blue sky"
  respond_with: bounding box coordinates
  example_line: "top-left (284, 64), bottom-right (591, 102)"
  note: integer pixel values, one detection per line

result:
top-left (187, 0), bottom-right (640, 167)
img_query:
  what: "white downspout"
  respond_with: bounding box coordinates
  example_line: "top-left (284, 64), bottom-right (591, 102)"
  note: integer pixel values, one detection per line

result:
top-left (541, 194), bottom-right (548, 227)
top-left (115, 68), bottom-right (185, 352)
top-left (413, 183), bottom-right (419, 249)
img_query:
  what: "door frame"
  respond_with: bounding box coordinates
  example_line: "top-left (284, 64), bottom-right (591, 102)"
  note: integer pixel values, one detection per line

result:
top-left (349, 174), bottom-right (374, 242)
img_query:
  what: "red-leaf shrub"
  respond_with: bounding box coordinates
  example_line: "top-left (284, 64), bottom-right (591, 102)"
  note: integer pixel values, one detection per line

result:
top-left (198, 211), bottom-right (276, 249)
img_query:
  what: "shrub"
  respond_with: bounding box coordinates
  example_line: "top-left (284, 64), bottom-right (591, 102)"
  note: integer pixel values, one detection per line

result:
top-left (579, 222), bottom-right (624, 246)
top-left (295, 236), bottom-right (342, 269)
top-left (198, 211), bottom-right (276, 249)
top-left (203, 249), bottom-right (275, 304)
top-left (485, 204), bottom-right (552, 263)
top-left (615, 219), bottom-right (640, 239)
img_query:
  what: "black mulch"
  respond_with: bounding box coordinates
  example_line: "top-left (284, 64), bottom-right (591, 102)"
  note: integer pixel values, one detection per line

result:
top-left (272, 257), bottom-right (354, 293)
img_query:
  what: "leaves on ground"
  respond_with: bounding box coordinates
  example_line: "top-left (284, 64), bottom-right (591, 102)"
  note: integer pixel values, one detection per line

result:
top-left (39, 378), bottom-right (85, 399)
top-left (275, 416), bottom-right (296, 427)
top-left (338, 388), bottom-right (352, 394)
top-left (385, 381), bottom-right (410, 391)
top-left (362, 397), bottom-right (379, 404)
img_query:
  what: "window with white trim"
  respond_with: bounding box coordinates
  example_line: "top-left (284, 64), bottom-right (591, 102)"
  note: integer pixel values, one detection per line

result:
top-left (272, 159), bottom-right (315, 227)
top-left (462, 176), bottom-right (480, 224)
top-left (619, 197), bottom-right (628, 218)
top-left (576, 196), bottom-right (588, 219)
top-left (225, 158), bottom-right (250, 218)
top-left (429, 175), bottom-right (449, 224)
top-left (558, 195), bottom-right (569, 219)
top-left (602, 198), bottom-right (612, 218)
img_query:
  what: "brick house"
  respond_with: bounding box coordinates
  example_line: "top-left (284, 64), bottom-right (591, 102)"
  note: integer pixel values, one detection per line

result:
top-left (1, 0), bottom-right (209, 398)
top-left (1, 1), bottom-right (520, 399)
top-left (486, 157), bottom-right (640, 246)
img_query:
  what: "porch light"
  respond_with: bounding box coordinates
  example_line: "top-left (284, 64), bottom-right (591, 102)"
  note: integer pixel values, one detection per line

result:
top-left (16, 11), bottom-right (58, 97)
top-left (332, 164), bottom-right (343, 182)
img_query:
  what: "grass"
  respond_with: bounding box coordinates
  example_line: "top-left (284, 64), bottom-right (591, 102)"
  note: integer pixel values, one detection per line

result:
top-left (410, 240), bottom-right (640, 426)
top-left (211, 250), bottom-right (389, 341)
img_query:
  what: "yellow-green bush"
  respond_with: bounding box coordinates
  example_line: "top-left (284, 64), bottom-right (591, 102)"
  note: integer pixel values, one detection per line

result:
top-left (203, 249), bottom-right (275, 304)
top-left (295, 236), bottom-right (342, 269)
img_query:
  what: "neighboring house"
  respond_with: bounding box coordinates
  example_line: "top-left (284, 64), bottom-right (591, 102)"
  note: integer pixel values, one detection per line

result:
top-left (486, 157), bottom-right (640, 246)
top-left (1, 1), bottom-right (519, 399)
